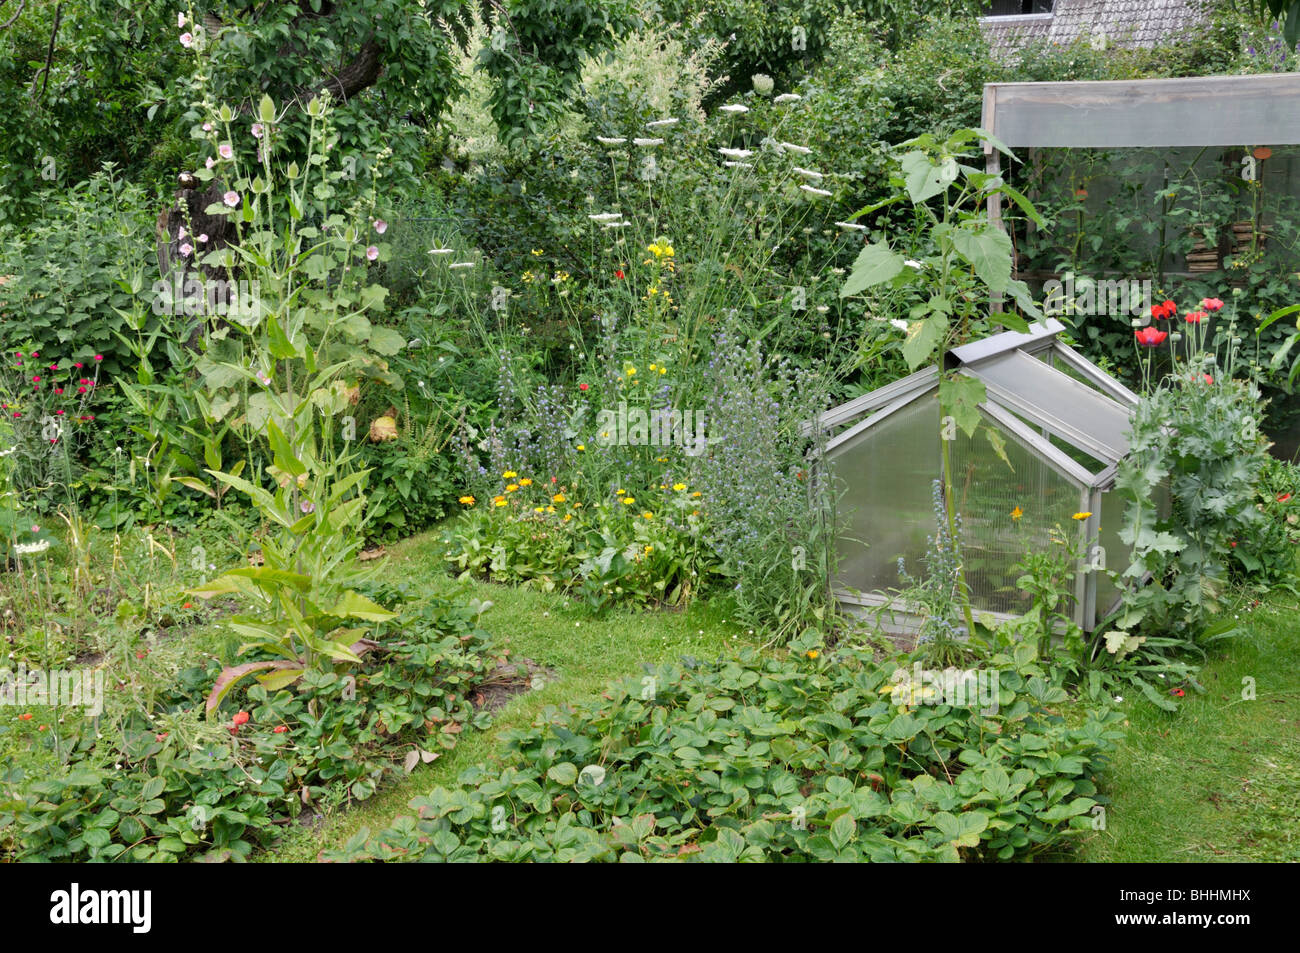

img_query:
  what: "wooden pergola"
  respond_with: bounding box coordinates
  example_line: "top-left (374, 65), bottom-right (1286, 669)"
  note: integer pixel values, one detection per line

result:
top-left (981, 73), bottom-right (1300, 267)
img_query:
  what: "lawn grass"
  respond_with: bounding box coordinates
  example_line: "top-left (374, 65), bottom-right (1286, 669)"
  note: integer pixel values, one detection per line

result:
top-left (1076, 590), bottom-right (1300, 862)
top-left (268, 527), bottom-right (757, 862)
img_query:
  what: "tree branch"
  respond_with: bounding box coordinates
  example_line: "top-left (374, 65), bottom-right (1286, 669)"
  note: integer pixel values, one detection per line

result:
top-left (28, 2), bottom-right (61, 103)
top-left (0, 0), bottom-right (26, 32)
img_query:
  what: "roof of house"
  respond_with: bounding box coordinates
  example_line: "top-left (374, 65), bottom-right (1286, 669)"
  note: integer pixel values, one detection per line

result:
top-left (979, 0), bottom-right (1210, 56)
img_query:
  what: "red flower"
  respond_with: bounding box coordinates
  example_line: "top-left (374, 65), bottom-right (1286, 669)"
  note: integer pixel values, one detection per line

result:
top-left (615, 269), bottom-right (625, 279)
top-left (156, 732), bottom-right (169, 741)
top-left (1185, 311), bottom-right (1207, 324)
top-left (1162, 300), bottom-right (1177, 316)
top-left (1230, 540), bottom-right (1237, 548)
top-left (1171, 688), bottom-right (1185, 697)
top-left (1203, 374), bottom-right (1214, 384)
top-left (183, 602), bottom-right (193, 609)
top-left (53, 388), bottom-right (62, 395)
top-left (1135, 326), bottom-right (1167, 346)
top-left (579, 382), bottom-right (589, 391)
top-left (93, 354), bottom-right (102, 361)
top-left (1278, 492), bottom-right (1293, 503)
top-left (273, 725), bottom-right (288, 734)
top-left (232, 710), bottom-right (250, 726)
top-left (1201, 297), bottom-right (1224, 311)
top-left (19, 713), bottom-right (32, 721)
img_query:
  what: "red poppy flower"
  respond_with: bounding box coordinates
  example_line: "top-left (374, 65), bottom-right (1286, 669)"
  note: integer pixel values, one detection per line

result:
top-left (1201, 297), bottom-right (1224, 311)
top-left (1161, 300), bottom-right (1176, 316)
top-left (1151, 302), bottom-right (1169, 320)
top-left (232, 710), bottom-right (250, 726)
top-left (1230, 540), bottom-right (1237, 547)
top-left (1135, 326), bottom-right (1167, 346)
top-left (156, 732), bottom-right (169, 741)
top-left (1278, 492), bottom-right (1293, 503)
top-left (615, 269), bottom-right (625, 279)
top-left (273, 725), bottom-right (288, 734)
top-left (19, 713), bottom-right (31, 721)
top-left (1185, 311), bottom-right (1207, 324)
top-left (1203, 374), bottom-right (1214, 384)
top-left (579, 382), bottom-right (589, 391)
top-left (1171, 688), bottom-right (1185, 697)
top-left (183, 602), bottom-right (193, 609)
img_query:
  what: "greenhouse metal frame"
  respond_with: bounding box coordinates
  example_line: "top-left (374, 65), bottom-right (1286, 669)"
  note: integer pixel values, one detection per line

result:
top-left (818, 319), bottom-right (1139, 635)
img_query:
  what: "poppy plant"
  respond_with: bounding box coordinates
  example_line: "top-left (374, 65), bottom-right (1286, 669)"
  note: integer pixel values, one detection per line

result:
top-left (1185, 310), bottom-right (1207, 324)
top-left (1135, 326), bottom-right (1167, 346)
top-left (1201, 297), bottom-right (1224, 312)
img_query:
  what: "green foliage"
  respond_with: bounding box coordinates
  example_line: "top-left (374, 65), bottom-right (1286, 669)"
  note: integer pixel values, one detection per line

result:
top-left (0, 591), bottom-right (499, 861)
top-left (326, 642), bottom-right (1123, 862)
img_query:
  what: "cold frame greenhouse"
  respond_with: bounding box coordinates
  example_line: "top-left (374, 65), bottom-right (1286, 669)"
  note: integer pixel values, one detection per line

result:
top-left (818, 319), bottom-right (1141, 635)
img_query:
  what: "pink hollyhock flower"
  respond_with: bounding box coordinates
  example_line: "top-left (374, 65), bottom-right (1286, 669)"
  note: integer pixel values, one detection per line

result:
top-left (218, 143), bottom-right (233, 160)
top-left (202, 122), bottom-right (213, 132)
top-left (197, 233), bottom-right (208, 243)
top-left (373, 219), bottom-right (387, 234)
top-left (179, 243), bottom-right (193, 257)
top-left (180, 32), bottom-right (193, 48)
top-left (366, 245), bottom-right (379, 261)
top-left (223, 191), bottom-right (240, 207)
top-left (251, 123), bottom-right (264, 138)
top-left (205, 157), bottom-right (215, 170)
top-left (178, 12), bottom-right (186, 28)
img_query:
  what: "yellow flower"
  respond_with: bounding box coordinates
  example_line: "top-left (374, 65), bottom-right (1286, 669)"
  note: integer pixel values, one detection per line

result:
top-left (691, 491), bottom-right (701, 498)
top-left (522, 270), bottom-right (535, 284)
top-left (459, 495), bottom-right (476, 506)
top-left (626, 366), bottom-right (637, 376)
top-left (519, 478), bottom-right (533, 486)
top-left (673, 483), bottom-right (686, 491)
top-left (506, 483), bottom-right (519, 492)
top-left (644, 545), bottom-right (653, 554)
top-left (530, 248), bottom-right (543, 257)
top-left (807, 650), bottom-right (819, 660)
top-left (622, 497), bottom-right (636, 505)
top-left (1011, 506), bottom-right (1023, 521)
top-left (553, 493), bottom-right (566, 503)
top-left (503, 470), bottom-right (517, 478)
top-left (534, 506), bottom-right (545, 513)
top-left (546, 505), bottom-right (556, 513)
top-left (616, 489), bottom-right (625, 495)
top-left (576, 444), bottom-right (586, 451)
top-left (658, 366), bottom-right (667, 374)
top-left (563, 514), bottom-right (572, 522)
top-left (649, 363), bottom-right (657, 371)
top-left (494, 499), bottom-right (508, 508)
top-left (1072, 511), bottom-right (1092, 521)
top-left (642, 511), bottom-right (653, 519)
top-left (655, 456), bottom-right (667, 463)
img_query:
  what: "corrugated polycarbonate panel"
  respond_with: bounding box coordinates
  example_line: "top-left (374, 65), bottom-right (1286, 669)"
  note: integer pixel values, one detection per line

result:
top-left (828, 392), bottom-right (941, 599)
top-left (948, 416), bottom-right (1085, 617)
top-left (969, 350), bottom-right (1133, 464)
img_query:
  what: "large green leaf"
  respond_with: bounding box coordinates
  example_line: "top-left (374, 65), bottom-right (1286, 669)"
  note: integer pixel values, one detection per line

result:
top-left (948, 225), bottom-right (1013, 295)
top-left (939, 374), bottom-right (986, 439)
top-left (329, 589), bottom-right (397, 622)
top-left (900, 150), bottom-right (958, 204)
top-left (902, 313), bottom-right (947, 371)
top-left (840, 241), bottom-right (905, 298)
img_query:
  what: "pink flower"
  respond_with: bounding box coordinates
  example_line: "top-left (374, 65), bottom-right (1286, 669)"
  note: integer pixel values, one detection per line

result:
top-left (179, 243), bottom-right (193, 257)
top-left (178, 227), bottom-right (187, 240)
top-left (205, 157), bottom-right (216, 170)
top-left (366, 245), bottom-right (379, 261)
top-left (180, 32), bottom-right (193, 48)
top-left (178, 12), bottom-right (186, 28)
top-left (373, 219), bottom-right (387, 234)
top-left (197, 233), bottom-right (208, 243)
top-left (218, 143), bottom-right (233, 160)
top-left (223, 191), bottom-right (240, 207)
top-left (251, 123), bottom-right (264, 138)
top-left (202, 121), bottom-right (213, 133)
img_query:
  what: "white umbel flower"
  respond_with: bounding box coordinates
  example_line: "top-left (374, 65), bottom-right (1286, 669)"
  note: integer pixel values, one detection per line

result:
top-left (723, 161), bottom-right (753, 168)
top-left (429, 247), bottom-right (454, 255)
top-left (793, 167), bottom-right (823, 180)
top-left (800, 184), bottom-right (832, 197)
top-left (774, 93), bottom-right (802, 103)
top-left (449, 261), bottom-right (475, 269)
top-left (645, 118), bottom-right (679, 128)
top-left (835, 221), bottom-right (868, 231)
top-left (596, 136), bottom-right (627, 145)
top-left (13, 540), bottom-right (51, 555)
top-left (588, 212), bottom-right (623, 222)
top-left (602, 221), bottom-right (631, 229)
top-left (718, 148), bottom-right (753, 159)
top-left (890, 319), bottom-right (909, 332)
top-left (632, 137), bottom-right (664, 147)
top-left (904, 259), bottom-right (925, 269)
top-left (779, 142), bottom-right (812, 155)
top-left (718, 103), bottom-right (749, 114)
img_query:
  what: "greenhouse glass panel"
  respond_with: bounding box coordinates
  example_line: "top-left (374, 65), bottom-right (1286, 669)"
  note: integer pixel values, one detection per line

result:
top-left (969, 350), bottom-right (1133, 463)
top-left (831, 393), bottom-right (941, 599)
top-left (948, 416), bottom-right (1085, 616)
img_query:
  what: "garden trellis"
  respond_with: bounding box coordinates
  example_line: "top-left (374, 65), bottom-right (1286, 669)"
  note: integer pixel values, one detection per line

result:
top-left (818, 320), bottom-right (1139, 634)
